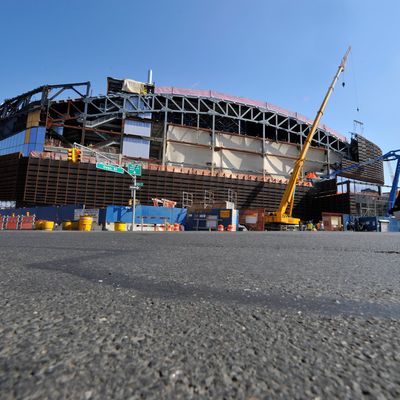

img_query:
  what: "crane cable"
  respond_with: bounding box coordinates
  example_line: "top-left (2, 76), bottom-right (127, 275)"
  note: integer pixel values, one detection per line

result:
top-left (340, 52), bottom-right (360, 113)
top-left (349, 52), bottom-right (360, 112)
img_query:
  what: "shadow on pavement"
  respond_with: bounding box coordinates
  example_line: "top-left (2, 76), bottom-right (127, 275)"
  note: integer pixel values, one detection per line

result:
top-left (24, 250), bottom-right (400, 320)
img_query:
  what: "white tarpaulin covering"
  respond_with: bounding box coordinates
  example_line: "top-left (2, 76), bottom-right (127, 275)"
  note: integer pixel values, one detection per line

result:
top-left (122, 79), bottom-right (146, 94)
top-left (164, 125), bottom-right (341, 177)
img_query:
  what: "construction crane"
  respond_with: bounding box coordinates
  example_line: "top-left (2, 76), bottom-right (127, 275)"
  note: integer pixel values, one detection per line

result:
top-left (265, 47), bottom-right (351, 229)
top-left (325, 149), bottom-right (400, 216)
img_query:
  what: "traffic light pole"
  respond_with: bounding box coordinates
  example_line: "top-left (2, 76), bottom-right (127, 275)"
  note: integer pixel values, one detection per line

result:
top-left (73, 143), bottom-right (126, 170)
top-left (131, 175), bottom-right (137, 232)
top-left (73, 143), bottom-right (141, 232)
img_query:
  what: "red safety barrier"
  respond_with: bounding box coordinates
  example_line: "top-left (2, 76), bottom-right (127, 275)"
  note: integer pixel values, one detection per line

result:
top-left (5, 216), bottom-right (19, 230)
top-left (20, 215), bottom-right (35, 230)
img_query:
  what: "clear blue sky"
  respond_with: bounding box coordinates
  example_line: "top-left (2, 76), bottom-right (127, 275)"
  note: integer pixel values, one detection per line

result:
top-left (1, 0), bottom-right (399, 183)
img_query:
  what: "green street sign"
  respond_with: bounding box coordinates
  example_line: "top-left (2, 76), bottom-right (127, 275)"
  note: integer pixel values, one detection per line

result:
top-left (96, 162), bottom-right (124, 174)
top-left (128, 163), bottom-right (142, 176)
top-left (129, 183), bottom-right (143, 189)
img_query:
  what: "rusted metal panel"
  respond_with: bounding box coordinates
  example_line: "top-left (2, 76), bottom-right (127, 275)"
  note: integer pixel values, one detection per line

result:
top-left (0, 152), bottom-right (27, 203)
top-left (239, 208), bottom-right (265, 231)
top-left (321, 212), bottom-right (343, 231)
top-left (3, 153), bottom-right (384, 221)
top-left (340, 135), bottom-right (384, 184)
top-left (19, 157), bottom-right (315, 220)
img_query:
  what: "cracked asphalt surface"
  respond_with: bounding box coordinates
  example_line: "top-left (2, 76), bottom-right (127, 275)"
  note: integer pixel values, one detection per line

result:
top-left (1, 231), bottom-right (400, 399)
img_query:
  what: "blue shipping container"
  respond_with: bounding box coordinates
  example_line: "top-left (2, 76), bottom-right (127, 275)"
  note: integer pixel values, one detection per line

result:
top-left (100, 205), bottom-right (187, 225)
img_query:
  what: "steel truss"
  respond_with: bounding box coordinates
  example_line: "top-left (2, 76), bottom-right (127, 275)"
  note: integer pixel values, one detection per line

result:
top-left (0, 82), bottom-right (90, 120)
top-left (1, 80), bottom-right (351, 163)
top-left (46, 90), bottom-right (350, 156)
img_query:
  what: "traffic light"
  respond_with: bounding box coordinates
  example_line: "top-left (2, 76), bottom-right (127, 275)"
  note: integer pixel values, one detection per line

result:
top-left (67, 148), bottom-right (81, 163)
top-left (75, 149), bottom-right (81, 163)
top-left (67, 148), bottom-right (75, 162)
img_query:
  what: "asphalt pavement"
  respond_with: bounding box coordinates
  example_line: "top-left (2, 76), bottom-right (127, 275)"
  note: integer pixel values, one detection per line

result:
top-left (1, 231), bottom-right (400, 399)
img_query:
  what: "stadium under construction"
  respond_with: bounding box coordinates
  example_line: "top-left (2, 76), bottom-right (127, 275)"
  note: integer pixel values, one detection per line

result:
top-left (0, 74), bottom-right (394, 229)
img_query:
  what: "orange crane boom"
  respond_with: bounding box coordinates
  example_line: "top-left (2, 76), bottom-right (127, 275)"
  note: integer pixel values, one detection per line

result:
top-left (265, 47), bottom-right (351, 228)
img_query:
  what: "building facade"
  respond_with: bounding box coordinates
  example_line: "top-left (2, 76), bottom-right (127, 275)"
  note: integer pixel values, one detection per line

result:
top-left (0, 77), bottom-right (386, 219)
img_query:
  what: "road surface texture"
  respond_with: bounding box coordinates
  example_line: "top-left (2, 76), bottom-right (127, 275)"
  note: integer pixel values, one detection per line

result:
top-left (1, 231), bottom-right (400, 399)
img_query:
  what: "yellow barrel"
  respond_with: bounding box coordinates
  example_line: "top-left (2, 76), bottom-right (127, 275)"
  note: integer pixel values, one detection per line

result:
top-left (63, 220), bottom-right (72, 230)
top-left (79, 215), bottom-right (93, 231)
top-left (114, 222), bottom-right (127, 232)
top-left (43, 221), bottom-right (54, 231)
top-left (71, 221), bottom-right (79, 230)
top-left (35, 220), bottom-right (44, 230)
